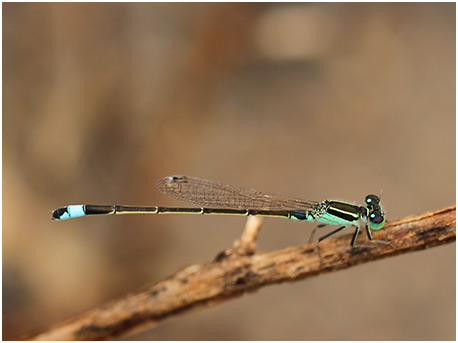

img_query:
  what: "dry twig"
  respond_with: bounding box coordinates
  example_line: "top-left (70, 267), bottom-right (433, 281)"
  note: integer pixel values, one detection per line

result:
top-left (25, 205), bottom-right (455, 340)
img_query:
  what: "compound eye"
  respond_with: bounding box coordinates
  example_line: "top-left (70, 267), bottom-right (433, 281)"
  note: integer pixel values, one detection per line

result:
top-left (369, 211), bottom-right (385, 230)
top-left (370, 212), bottom-right (383, 223)
top-left (365, 194), bottom-right (380, 207)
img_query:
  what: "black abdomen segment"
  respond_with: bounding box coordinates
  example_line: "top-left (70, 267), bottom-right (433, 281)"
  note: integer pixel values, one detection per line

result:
top-left (53, 205), bottom-right (295, 220)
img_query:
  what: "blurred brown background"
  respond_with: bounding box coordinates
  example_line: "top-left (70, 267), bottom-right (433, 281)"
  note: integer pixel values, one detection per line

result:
top-left (3, 3), bottom-right (455, 340)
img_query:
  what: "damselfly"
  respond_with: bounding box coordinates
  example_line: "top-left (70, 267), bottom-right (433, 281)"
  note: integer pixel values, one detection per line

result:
top-left (52, 175), bottom-right (389, 260)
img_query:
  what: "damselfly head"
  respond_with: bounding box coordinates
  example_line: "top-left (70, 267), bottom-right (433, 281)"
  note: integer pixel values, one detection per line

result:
top-left (364, 194), bottom-right (385, 230)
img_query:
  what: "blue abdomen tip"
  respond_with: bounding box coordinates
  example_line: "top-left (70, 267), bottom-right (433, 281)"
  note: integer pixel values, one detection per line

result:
top-left (52, 205), bottom-right (85, 220)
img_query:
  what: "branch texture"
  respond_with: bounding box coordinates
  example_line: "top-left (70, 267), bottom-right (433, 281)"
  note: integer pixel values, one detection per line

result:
top-left (25, 205), bottom-right (456, 340)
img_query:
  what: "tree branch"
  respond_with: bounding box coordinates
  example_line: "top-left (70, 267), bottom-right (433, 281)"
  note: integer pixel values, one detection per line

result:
top-left (25, 205), bottom-right (456, 340)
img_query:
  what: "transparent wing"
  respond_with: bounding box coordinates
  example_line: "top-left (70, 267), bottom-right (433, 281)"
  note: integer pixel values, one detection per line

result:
top-left (156, 175), bottom-right (317, 211)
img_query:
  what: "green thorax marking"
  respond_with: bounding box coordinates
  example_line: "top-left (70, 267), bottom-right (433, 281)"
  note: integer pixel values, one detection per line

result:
top-left (315, 200), bottom-right (361, 225)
